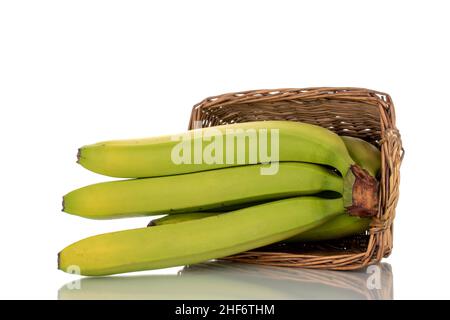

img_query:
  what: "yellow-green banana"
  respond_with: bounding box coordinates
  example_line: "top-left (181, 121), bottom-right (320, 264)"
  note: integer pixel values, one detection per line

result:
top-left (148, 212), bottom-right (219, 226)
top-left (63, 162), bottom-right (342, 219)
top-left (286, 214), bottom-right (371, 242)
top-left (148, 210), bottom-right (370, 242)
top-left (58, 197), bottom-right (343, 276)
top-left (341, 136), bottom-right (381, 177)
top-left (77, 121), bottom-right (355, 178)
top-left (148, 209), bottom-right (371, 242)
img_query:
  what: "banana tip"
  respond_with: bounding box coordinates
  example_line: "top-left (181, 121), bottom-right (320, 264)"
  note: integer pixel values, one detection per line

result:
top-left (76, 148), bottom-right (81, 164)
top-left (57, 252), bottom-right (61, 270)
top-left (61, 197), bottom-right (65, 212)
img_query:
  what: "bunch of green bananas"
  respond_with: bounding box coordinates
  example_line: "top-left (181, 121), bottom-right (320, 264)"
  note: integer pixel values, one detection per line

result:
top-left (59, 121), bottom-right (380, 276)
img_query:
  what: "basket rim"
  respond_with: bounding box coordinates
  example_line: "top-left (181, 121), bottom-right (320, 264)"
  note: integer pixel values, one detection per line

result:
top-left (189, 87), bottom-right (394, 128)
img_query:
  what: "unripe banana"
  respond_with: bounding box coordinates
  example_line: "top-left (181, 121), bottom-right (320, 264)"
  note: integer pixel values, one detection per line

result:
top-left (341, 136), bottom-right (381, 177)
top-left (63, 162), bottom-right (342, 219)
top-left (58, 197), bottom-right (343, 276)
top-left (148, 210), bottom-right (370, 242)
top-left (148, 212), bottom-right (219, 226)
top-left (77, 121), bottom-right (355, 178)
top-left (286, 214), bottom-right (371, 242)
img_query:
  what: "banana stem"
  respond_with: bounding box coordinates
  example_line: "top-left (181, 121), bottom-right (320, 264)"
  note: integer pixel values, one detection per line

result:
top-left (343, 165), bottom-right (379, 217)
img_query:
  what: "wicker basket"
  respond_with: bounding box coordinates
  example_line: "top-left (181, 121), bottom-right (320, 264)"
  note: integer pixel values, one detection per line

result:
top-left (188, 87), bottom-right (403, 270)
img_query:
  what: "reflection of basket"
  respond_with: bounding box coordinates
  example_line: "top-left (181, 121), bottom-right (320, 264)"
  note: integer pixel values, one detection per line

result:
top-left (189, 87), bottom-right (403, 270)
top-left (183, 261), bottom-right (394, 300)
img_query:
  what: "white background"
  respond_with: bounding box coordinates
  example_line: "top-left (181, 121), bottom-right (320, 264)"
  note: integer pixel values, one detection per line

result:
top-left (0, 0), bottom-right (448, 299)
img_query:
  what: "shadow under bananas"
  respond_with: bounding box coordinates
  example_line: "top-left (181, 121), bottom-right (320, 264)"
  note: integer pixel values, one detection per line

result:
top-left (58, 261), bottom-right (393, 300)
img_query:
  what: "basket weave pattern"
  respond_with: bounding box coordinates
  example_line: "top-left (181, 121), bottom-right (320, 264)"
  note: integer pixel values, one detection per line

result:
top-left (189, 87), bottom-right (403, 270)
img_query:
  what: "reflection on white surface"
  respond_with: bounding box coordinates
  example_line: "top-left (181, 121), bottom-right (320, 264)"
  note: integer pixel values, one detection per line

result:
top-left (58, 261), bottom-right (393, 300)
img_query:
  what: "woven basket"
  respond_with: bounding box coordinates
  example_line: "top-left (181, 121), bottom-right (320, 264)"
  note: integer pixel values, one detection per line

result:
top-left (188, 87), bottom-right (403, 270)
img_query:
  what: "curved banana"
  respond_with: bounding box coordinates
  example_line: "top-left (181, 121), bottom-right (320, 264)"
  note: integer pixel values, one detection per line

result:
top-left (341, 136), bottom-right (381, 177)
top-left (63, 162), bottom-right (342, 219)
top-left (148, 212), bottom-right (219, 226)
top-left (286, 214), bottom-right (371, 242)
top-left (58, 197), bottom-right (343, 276)
top-left (77, 121), bottom-right (354, 178)
top-left (149, 210), bottom-right (371, 243)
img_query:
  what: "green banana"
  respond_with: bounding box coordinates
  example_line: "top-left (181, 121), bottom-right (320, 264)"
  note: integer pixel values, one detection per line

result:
top-left (77, 121), bottom-right (355, 178)
top-left (149, 209), bottom-right (371, 242)
top-left (341, 136), bottom-right (381, 177)
top-left (148, 212), bottom-right (219, 226)
top-left (63, 162), bottom-right (342, 219)
top-left (148, 210), bottom-right (370, 242)
top-left (58, 197), bottom-right (343, 276)
top-left (286, 214), bottom-right (371, 242)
